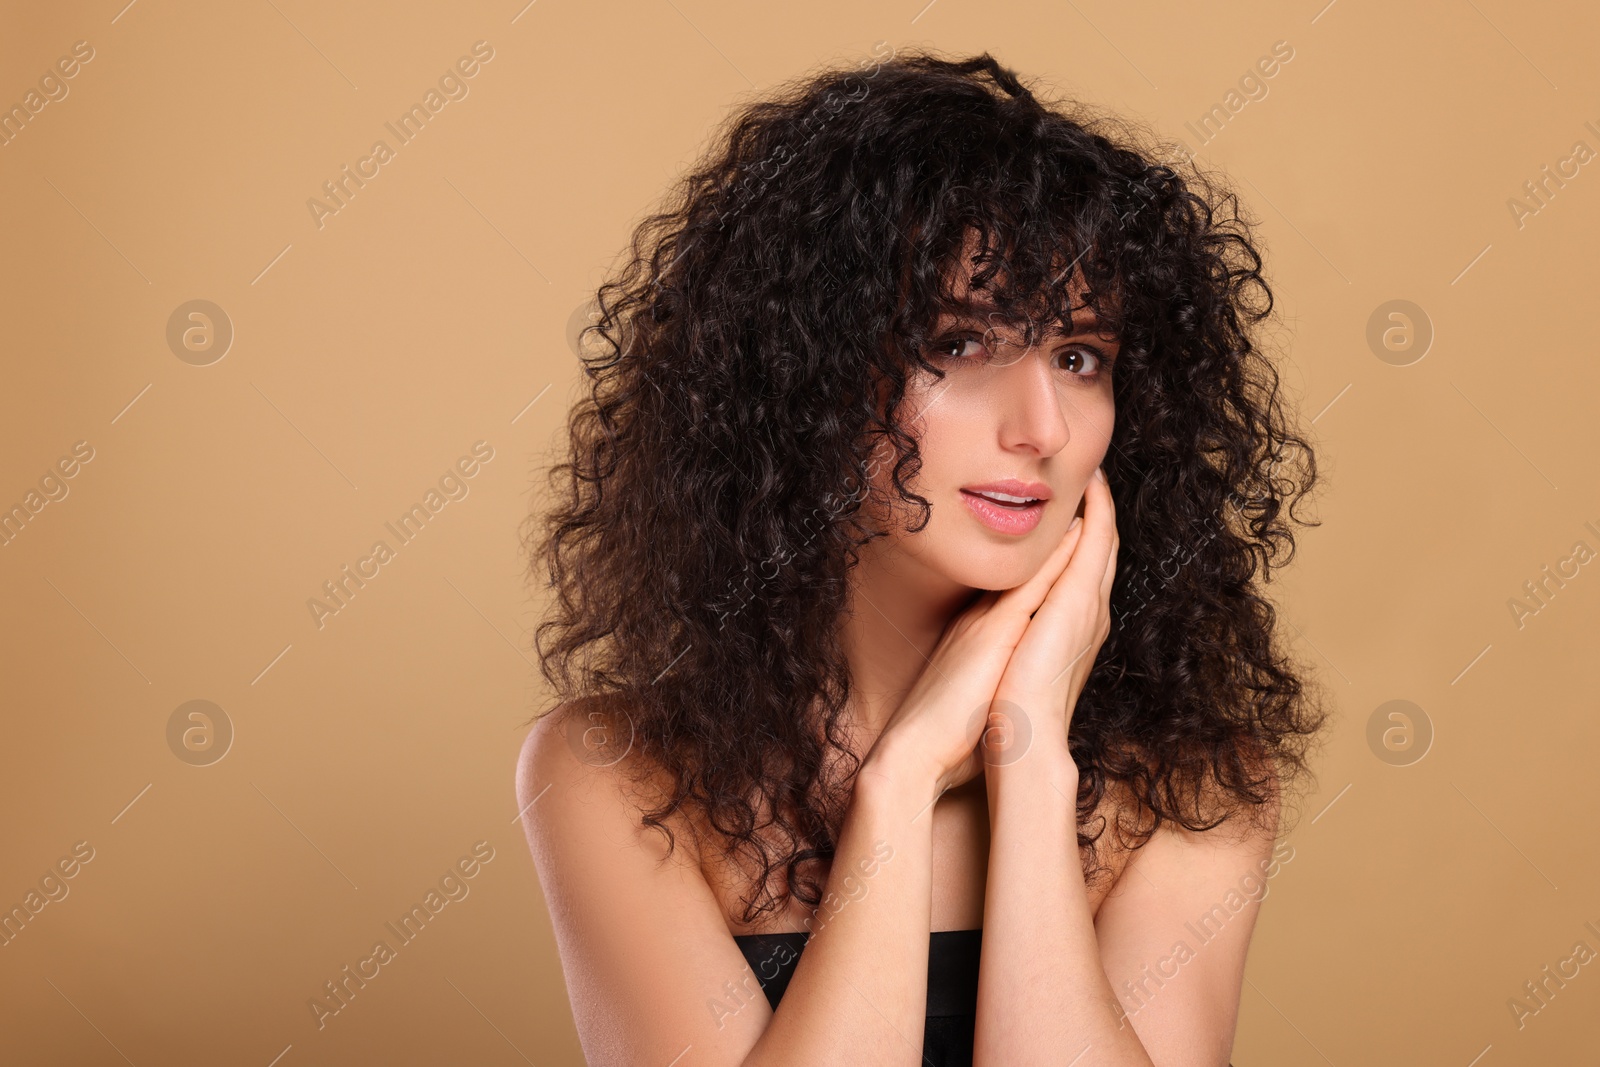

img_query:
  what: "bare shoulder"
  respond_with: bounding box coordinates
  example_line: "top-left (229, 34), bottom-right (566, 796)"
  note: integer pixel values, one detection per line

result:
top-left (516, 694), bottom-right (687, 849)
top-left (517, 696), bottom-right (627, 804)
top-left (1095, 750), bottom-right (1284, 896)
top-left (1092, 754), bottom-right (1287, 1062)
top-left (515, 697), bottom-right (758, 1065)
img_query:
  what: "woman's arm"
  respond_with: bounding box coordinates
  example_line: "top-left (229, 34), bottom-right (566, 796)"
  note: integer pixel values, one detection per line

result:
top-left (974, 745), bottom-right (1157, 1066)
top-left (972, 466), bottom-right (1161, 1063)
top-left (742, 741), bottom-right (941, 1066)
top-left (517, 702), bottom-right (943, 1067)
top-left (976, 745), bottom-right (1280, 1066)
top-left (1092, 778), bottom-right (1283, 1065)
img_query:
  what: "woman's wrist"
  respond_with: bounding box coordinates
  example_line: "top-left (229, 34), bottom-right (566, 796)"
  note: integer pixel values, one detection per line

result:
top-left (984, 739), bottom-right (1079, 801)
top-left (858, 732), bottom-right (943, 812)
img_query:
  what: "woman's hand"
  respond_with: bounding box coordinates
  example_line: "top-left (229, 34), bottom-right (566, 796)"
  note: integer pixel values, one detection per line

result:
top-left (863, 476), bottom-right (1105, 802)
top-left (987, 466), bottom-right (1119, 765)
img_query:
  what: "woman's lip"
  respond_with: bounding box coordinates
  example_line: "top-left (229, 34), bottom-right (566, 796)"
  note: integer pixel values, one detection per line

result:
top-left (960, 479), bottom-right (1052, 500)
top-left (959, 489), bottom-right (1046, 535)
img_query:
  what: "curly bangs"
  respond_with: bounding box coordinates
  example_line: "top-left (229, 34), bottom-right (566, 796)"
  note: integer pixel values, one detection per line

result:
top-left (526, 47), bottom-right (1326, 922)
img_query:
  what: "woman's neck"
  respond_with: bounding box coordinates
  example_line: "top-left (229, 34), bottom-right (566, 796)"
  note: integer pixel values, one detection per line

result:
top-left (837, 535), bottom-right (979, 753)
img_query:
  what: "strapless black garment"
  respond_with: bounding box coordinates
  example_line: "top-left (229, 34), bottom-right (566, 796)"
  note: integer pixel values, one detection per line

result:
top-left (734, 929), bottom-right (1238, 1066)
top-left (732, 928), bottom-right (982, 1066)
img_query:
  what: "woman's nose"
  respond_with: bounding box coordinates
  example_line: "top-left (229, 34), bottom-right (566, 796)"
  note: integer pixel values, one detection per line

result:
top-left (995, 355), bottom-right (1070, 455)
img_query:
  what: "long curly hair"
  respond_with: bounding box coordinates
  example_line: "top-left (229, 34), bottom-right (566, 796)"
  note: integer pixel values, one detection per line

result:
top-left (524, 47), bottom-right (1327, 924)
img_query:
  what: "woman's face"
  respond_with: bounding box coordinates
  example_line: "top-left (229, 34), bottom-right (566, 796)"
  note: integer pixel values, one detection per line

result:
top-left (864, 274), bottom-right (1118, 593)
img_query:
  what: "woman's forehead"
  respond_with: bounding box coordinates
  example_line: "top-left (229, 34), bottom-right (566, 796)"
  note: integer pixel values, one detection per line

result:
top-left (936, 243), bottom-right (1120, 335)
top-left (935, 295), bottom-right (1113, 339)
top-left (930, 285), bottom-right (1122, 347)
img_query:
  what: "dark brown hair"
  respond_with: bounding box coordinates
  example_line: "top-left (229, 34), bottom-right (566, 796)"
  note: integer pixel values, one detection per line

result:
top-left (524, 48), bottom-right (1326, 923)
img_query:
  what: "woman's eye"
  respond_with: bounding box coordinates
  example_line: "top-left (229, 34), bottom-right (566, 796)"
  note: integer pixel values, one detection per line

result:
top-left (929, 334), bottom-right (987, 360)
top-left (1060, 346), bottom-right (1107, 376)
top-left (925, 333), bottom-right (1113, 376)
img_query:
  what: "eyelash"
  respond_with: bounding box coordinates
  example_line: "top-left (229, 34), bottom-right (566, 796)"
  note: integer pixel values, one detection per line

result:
top-left (926, 331), bottom-right (1114, 379)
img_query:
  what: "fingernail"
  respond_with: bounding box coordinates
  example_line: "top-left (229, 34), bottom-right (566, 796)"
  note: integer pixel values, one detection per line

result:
top-left (1069, 515), bottom-right (1082, 531)
top-left (1095, 467), bottom-right (1107, 484)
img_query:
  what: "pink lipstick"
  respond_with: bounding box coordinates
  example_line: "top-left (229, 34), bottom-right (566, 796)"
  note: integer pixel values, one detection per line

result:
top-left (958, 480), bottom-right (1050, 535)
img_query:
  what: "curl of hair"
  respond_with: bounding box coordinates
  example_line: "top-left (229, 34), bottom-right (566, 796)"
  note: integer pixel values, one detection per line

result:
top-left (524, 48), bottom-right (1328, 924)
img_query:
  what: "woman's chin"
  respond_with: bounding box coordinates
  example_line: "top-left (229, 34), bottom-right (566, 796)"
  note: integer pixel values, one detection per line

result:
top-left (940, 546), bottom-right (1047, 593)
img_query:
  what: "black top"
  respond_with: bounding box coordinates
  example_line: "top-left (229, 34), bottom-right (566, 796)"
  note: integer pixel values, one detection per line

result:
top-left (734, 929), bottom-right (1239, 1067)
top-left (732, 928), bottom-right (983, 1067)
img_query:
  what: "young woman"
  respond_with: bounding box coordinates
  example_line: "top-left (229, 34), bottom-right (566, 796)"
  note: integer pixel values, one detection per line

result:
top-left (516, 49), bottom-right (1324, 1067)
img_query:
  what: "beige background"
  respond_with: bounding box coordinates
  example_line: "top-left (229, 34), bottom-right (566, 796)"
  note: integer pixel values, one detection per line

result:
top-left (2, 0), bottom-right (1597, 1063)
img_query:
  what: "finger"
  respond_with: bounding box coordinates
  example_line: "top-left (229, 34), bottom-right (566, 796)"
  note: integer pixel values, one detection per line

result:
top-left (1098, 526), bottom-right (1120, 602)
top-left (995, 466), bottom-right (1116, 622)
top-left (994, 512), bottom-right (1085, 616)
top-left (1066, 468), bottom-right (1118, 589)
top-left (1035, 468), bottom-right (1117, 614)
